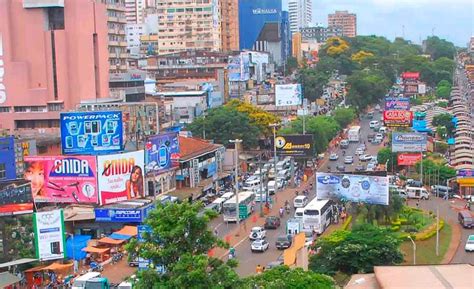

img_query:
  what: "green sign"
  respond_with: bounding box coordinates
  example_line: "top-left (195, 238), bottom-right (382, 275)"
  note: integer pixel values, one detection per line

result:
top-left (239, 204), bottom-right (248, 219)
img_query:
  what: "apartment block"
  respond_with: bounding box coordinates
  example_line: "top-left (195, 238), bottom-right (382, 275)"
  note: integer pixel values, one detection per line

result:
top-left (125, 0), bottom-right (146, 24)
top-left (220, 0), bottom-right (239, 51)
top-left (288, 0), bottom-right (312, 34)
top-left (328, 10), bottom-right (357, 38)
top-left (104, 0), bottom-right (128, 73)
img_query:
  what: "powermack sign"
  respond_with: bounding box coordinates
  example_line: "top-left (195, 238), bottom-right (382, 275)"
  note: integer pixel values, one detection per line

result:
top-left (60, 111), bottom-right (123, 155)
top-left (274, 134), bottom-right (313, 157)
top-left (391, 132), bottom-right (427, 152)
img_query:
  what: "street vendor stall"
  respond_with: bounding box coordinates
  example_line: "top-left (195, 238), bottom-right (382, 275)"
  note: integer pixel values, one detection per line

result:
top-left (82, 246), bottom-right (111, 263)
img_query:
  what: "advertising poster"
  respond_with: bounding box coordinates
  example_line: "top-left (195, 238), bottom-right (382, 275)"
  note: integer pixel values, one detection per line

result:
top-left (457, 170), bottom-right (474, 178)
top-left (33, 209), bottom-right (66, 261)
top-left (24, 156), bottom-right (98, 203)
top-left (145, 132), bottom-right (180, 176)
top-left (384, 97), bottom-right (410, 110)
top-left (316, 172), bottom-right (389, 205)
top-left (0, 136), bottom-right (17, 180)
top-left (383, 110), bottom-right (413, 127)
top-left (0, 180), bottom-right (33, 216)
top-left (392, 132), bottom-right (427, 152)
top-left (97, 150), bottom-right (145, 205)
top-left (275, 84), bottom-right (302, 106)
top-left (274, 134), bottom-right (313, 157)
top-left (60, 111), bottom-right (123, 155)
top-left (228, 54), bottom-right (250, 82)
top-left (397, 153), bottom-right (422, 166)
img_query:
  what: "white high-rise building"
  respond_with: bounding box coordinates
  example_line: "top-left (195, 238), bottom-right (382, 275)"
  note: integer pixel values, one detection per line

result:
top-left (288, 0), bottom-right (312, 34)
top-left (125, 0), bottom-right (146, 24)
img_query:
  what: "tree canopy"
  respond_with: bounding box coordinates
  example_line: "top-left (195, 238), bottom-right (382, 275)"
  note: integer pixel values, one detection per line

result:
top-left (424, 36), bottom-right (456, 60)
top-left (331, 107), bottom-right (357, 128)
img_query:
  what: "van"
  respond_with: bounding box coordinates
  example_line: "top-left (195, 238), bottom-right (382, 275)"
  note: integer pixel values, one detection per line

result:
top-left (72, 272), bottom-right (102, 289)
top-left (406, 179), bottom-right (423, 188)
top-left (431, 185), bottom-right (453, 198)
top-left (211, 197), bottom-right (227, 213)
top-left (458, 210), bottom-right (474, 228)
top-left (277, 169), bottom-right (291, 181)
top-left (294, 208), bottom-right (304, 219)
top-left (221, 192), bottom-right (234, 201)
top-left (406, 186), bottom-right (429, 200)
top-left (267, 180), bottom-right (276, 195)
top-left (293, 196), bottom-right (309, 208)
top-left (243, 178), bottom-right (261, 191)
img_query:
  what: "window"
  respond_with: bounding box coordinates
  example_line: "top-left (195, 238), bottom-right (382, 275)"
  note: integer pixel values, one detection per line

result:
top-left (0, 163), bottom-right (5, 179)
top-left (0, 107), bottom-right (9, 113)
top-left (48, 103), bottom-right (64, 111)
top-left (47, 7), bottom-right (65, 30)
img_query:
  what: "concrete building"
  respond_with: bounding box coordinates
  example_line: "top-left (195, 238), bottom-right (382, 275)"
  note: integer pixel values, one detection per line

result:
top-left (125, 0), bottom-right (146, 24)
top-left (288, 0), bottom-right (312, 34)
top-left (155, 0), bottom-right (221, 55)
top-left (328, 10), bottom-right (357, 38)
top-left (300, 26), bottom-right (343, 43)
top-left (292, 32), bottom-right (302, 64)
top-left (126, 23), bottom-right (147, 56)
top-left (140, 34), bottom-right (159, 56)
top-left (0, 0), bottom-right (110, 132)
top-left (220, 0), bottom-right (239, 52)
top-left (109, 70), bottom-right (146, 102)
top-left (104, 0), bottom-right (129, 73)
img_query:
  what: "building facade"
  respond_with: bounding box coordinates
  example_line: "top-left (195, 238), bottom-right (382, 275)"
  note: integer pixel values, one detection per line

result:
top-left (288, 0), bottom-right (312, 34)
top-left (220, 0), bottom-right (239, 51)
top-left (126, 23), bottom-right (147, 56)
top-left (328, 10), bottom-right (357, 38)
top-left (0, 0), bottom-right (110, 132)
top-left (125, 0), bottom-right (146, 24)
top-left (300, 26), bottom-right (343, 43)
top-left (104, 0), bottom-right (129, 73)
top-left (155, 0), bottom-right (221, 55)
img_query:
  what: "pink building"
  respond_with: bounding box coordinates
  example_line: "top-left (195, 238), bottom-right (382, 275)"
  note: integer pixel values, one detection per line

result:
top-left (0, 0), bottom-right (110, 132)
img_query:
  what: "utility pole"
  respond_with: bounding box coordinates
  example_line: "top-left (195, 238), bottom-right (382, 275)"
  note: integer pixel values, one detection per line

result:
top-left (229, 139), bottom-right (242, 231)
top-left (257, 155), bottom-right (265, 217)
top-left (269, 123), bottom-right (279, 193)
top-left (436, 206), bottom-right (440, 256)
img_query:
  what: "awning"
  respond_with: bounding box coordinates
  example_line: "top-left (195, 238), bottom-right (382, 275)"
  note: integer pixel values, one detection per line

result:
top-left (42, 262), bottom-right (73, 271)
top-left (0, 272), bottom-right (20, 288)
top-left (0, 258), bottom-right (37, 268)
top-left (98, 237), bottom-right (126, 245)
top-left (109, 233), bottom-right (132, 240)
top-left (82, 246), bottom-right (110, 254)
top-left (114, 225), bottom-right (138, 237)
top-left (63, 205), bottom-right (95, 221)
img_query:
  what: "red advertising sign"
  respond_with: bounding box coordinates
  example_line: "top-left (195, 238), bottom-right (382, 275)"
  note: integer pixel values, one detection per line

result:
top-left (397, 153), bottom-right (422, 166)
top-left (383, 110), bottom-right (413, 127)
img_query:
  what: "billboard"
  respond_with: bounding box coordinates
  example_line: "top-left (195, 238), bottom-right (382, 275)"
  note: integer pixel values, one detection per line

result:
top-left (94, 203), bottom-right (155, 223)
top-left (392, 132), bottom-right (427, 152)
top-left (275, 84), bottom-right (302, 106)
top-left (397, 153), bottom-right (422, 166)
top-left (383, 110), bottom-right (413, 127)
top-left (228, 54), bottom-right (250, 82)
top-left (0, 136), bottom-right (17, 180)
top-left (384, 97), bottom-right (410, 110)
top-left (0, 180), bottom-right (33, 216)
top-left (145, 132), bottom-right (180, 176)
top-left (457, 170), bottom-right (474, 178)
top-left (24, 156), bottom-right (98, 203)
top-left (97, 150), bottom-right (145, 205)
top-left (33, 209), bottom-right (66, 261)
top-left (60, 111), bottom-right (123, 155)
top-left (275, 135), bottom-right (313, 157)
top-left (316, 173), bottom-right (389, 205)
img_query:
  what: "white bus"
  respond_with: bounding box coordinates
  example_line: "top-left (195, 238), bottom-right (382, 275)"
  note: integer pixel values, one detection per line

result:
top-left (348, 126), bottom-right (361, 142)
top-left (223, 191), bottom-right (256, 222)
top-left (302, 199), bottom-right (333, 234)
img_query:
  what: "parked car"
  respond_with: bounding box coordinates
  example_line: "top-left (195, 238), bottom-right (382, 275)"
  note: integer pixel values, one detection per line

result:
top-left (266, 260), bottom-right (284, 270)
top-left (128, 257), bottom-right (139, 267)
top-left (366, 163), bottom-right (376, 171)
top-left (344, 156), bottom-right (354, 164)
top-left (465, 235), bottom-right (474, 252)
top-left (431, 185), bottom-right (454, 198)
top-left (251, 239), bottom-right (269, 252)
top-left (249, 227), bottom-right (266, 240)
top-left (406, 179), bottom-right (423, 188)
top-left (264, 216), bottom-right (281, 229)
top-left (275, 235), bottom-right (292, 250)
top-left (329, 153), bottom-right (339, 161)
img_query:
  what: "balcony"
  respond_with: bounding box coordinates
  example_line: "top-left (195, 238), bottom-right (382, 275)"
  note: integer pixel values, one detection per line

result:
top-left (119, 65), bottom-right (127, 70)
top-left (107, 4), bottom-right (126, 12)
top-left (119, 41), bottom-right (128, 47)
top-left (120, 53), bottom-right (128, 58)
top-left (109, 52), bottom-right (117, 58)
top-left (109, 40), bottom-right (119, 46)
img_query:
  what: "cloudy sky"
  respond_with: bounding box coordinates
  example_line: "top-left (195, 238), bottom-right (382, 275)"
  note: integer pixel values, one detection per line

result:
top-left (283, 0), bottom-right (473, 46)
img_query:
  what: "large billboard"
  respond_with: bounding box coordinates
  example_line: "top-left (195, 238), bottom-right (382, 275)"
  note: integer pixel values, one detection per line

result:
top-left (33, 209), bottom-right (66, 261)
top-left (228, 54), bottom-right (250, 82)
top-left (97, 150), bottom-right (145, 205)
top-left (0, 136), bottom-right (17, 180)
top-left (275, 84), bottom-right (302, 106)
top-left (316, 173), bottom-right (389, 205)
top-left (392, 132), bottom-right (427, 152)
top-left (145, 132), bottom-right (180, 176)
top-left (383, 110), bottom-right (413, 127)
top-left (397, 153), bottom-right (422, 166)
top-left (457, 170), bottom-right (474, 178)
top-left (0, 180), bottom-right (33, 216)
top-left (384, 97), bottom-right (410, 110)
top-left (275, 134), bottom-right (313, 157)
top-left (60, 111), bottom-right (123, 155)
top-left (24, 156), bottom-right (98, 203)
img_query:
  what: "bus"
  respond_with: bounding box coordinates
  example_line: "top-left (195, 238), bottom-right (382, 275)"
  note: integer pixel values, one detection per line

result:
top-left (302, 199), bottom-right (333, 234)
top-left (348, 126), bottom-right (361, 142)
top-left (223, 191), bottom-right (256, 222)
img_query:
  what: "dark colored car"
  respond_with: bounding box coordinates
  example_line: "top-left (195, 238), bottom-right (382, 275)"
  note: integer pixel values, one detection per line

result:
top-left (275, 235), bottom-right (292, 250)
top-left (355, 165), bottom-right (365, 171)
top-left (264, 216), bottom-right (281, 229)
top-left (336, 165), bottom-right (345, 172)
top-left (367, 133), bottom-right (375, 141)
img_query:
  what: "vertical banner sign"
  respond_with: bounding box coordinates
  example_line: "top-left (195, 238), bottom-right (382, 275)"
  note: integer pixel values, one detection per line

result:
top-left (33, 209), bottom-right (66, 261)
top-left (97, 150), bottom-right (145, 205)
top-left (145, 132), bottom-right (180, 176)
top-left (24, 156), bottom-right (98, 203)
top-left (60, 111), bottom-right (123, 155)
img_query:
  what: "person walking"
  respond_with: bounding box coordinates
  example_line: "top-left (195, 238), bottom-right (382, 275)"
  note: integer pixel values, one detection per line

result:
top-left (256, 264), bottom-right (263, 274)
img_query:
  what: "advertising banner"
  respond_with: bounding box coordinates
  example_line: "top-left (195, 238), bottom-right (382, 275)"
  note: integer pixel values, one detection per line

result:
top-left (457, 170), bottom-right (474, 178)
top-left (391, 132), bottom-right (427, 152)
top-left (94, 203), bottom-right (155, 223)
top-left (33, 209), bottom-right (66, 261)
top-left (275, 135), bottom-right (313, 157)
top-left (383, 110), bottom-right (413, 127)
top-left (24, 156), bottom-right (98, 203)
top-left (228, 54), bottom-right (250, 82)
top-left (397, 153), bottom-right (422, 166)
top-left (60, 111), bottom-right (123, 155)
top-left (0, 180), bottom-right (33, 216)
top-left (316, 173), bottom-right (389, 205)
top-left (97, 150), bottom-right (145, 205)
top-left (145, 132), bottom-right (180, 176)
top-left (0, 136), bottom-right (17, 180)
top-left (275, 84), bottom-right (302, 106)
top-left (384, 97), bottom-right (410, 110)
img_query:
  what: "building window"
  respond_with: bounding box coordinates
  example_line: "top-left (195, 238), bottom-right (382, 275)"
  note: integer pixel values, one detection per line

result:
top-left (0, 107), bottom-right (9, 113)
top-left (48, 103), bottom-right (64, 111)
top-left (47, 7), bottom-right (65, 30)
top-left (0, 163), bottom-right (5, 179)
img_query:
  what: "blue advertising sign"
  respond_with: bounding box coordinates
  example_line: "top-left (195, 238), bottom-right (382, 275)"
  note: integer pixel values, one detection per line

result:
top-left (0, 136), bottom-right (17, 180)
top-left (457, 170), bottom-right (474, 178)
top-left (137, 225), bottom-right (152, 243)
top-left (145, 132), bottom-right (179, 176)
top-left (60, 111), bottom-right (123, 155)
top-left (392, 132), bottom-right (427, 152)
top-left (94, 203), bottom-right (155, 223)
top-left (385, 97), bottom-right (410, 110)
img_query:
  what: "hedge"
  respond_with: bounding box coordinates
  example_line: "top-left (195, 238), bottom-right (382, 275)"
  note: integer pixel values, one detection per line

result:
top-left (342, 215), bottom-right (352, 231)
top-left (415, 219), bottom-right (445, 241)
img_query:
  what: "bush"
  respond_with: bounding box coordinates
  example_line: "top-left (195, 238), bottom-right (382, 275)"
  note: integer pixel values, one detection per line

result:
top-left (399, 218), bottom-right (408, 225)
top-left (415, 220), bottom-right (445, 241)
top-left (391, 226), bottom-right (400, 232)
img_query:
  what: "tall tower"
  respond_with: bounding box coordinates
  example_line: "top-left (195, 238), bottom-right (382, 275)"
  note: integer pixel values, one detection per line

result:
top-left (328, 10), bottom-right (357, 38)
top-left (288, 0), bottom-right (312, 34)
top-left (220, 0), bottom-right (239, 51)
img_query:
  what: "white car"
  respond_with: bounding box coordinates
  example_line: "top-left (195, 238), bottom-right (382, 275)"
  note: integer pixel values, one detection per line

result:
top-left (375, 133), bottom-right (384, 141)
top-left (465, 235), bottom-right (474, 252)
top-left (251, 239), bottom-right (269, 252)
top-left (344, 156), bottom-right (354, 164)
top-left (369, 120), bottom-right (379, 128)
top-left (367, 163), bottom-right (376, 171)
top-left (359, 154), bottom-right (373, 161)
top-left (249, 227), bottom-right (266, 240)
top-left (329, 153), bottom-right (339, 161)
top-left (355, 148), bottom-right (365, 155)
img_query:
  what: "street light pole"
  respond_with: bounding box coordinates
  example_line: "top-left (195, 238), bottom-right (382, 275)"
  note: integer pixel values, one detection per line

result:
top-left (269, 123), bottom-right (279, 193)
top-left (436, 206), bottom-right (440, 256)
top-left (229, 139), bottom-right (242, 230)
top-left (408, 235), bottom-right (416, 265)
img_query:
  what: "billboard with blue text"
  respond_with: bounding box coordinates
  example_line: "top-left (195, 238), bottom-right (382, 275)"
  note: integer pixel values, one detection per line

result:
top-left (392, 132), bottom-right (427, 152)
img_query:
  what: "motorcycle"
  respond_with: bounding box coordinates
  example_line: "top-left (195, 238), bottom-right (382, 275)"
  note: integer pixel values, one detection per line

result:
top-left (89, 261), bottom-right (103, 272)
top-left (285, 204), bottom-right (291, 214)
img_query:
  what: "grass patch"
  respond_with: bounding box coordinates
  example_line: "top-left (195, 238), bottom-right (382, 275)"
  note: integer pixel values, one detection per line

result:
top-left (400, 223), bottom-right (452, 265)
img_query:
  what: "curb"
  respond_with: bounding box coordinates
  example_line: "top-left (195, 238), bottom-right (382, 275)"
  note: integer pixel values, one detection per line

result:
top-left (443, 220), bottom-right (461, 264)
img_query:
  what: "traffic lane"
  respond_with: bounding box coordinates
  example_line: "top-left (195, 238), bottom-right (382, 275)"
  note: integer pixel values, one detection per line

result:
top-left (452, 226), bottom-right (473, 264)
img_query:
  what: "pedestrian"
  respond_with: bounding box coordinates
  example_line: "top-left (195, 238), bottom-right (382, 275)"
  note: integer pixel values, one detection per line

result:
top-left (256, 264), bottom-right (263, 274)
top-left (416, 200), bottom-right (420, 209)
top-left (214, 228), bottom-right (218, 236)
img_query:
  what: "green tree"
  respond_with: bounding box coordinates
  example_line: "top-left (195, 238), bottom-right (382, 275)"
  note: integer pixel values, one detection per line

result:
top-left (432, 113), bottom-right (455, 137)
top-left (346, 70), bottom-right (391, 110)
top-left (298, 68), bottom-right (330, 101)
top-left (424, 36), bottom-right (456, 60)
top-left (436, 86), bottom-right (451, 99)
top-left (286, 56), bottom-right (298, 74)
top-left (225, 99), bottom-right (280, 136)
top-left (187, 106), bottom-right (261, 148)
top-left (332, 107), bottom-right (356, 128)
top-left (241, 266), bottom-right (335, 289)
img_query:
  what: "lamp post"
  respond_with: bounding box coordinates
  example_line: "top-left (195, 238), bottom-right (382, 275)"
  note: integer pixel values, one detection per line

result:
top-left (202, 112), bottom-right (207, 140)
top-left (408, 235), bottom-right (416, 265)
top-left (269, 123), bottom-right (279, 193)
top-left (229, 139), bottom-right (242, 232)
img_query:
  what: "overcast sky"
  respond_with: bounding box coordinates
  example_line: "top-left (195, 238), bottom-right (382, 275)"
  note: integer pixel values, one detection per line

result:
top-left (283, 0), bottom-right (473, 46)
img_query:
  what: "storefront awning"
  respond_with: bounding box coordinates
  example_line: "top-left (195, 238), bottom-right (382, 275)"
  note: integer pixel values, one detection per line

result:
top-left (82, 246), bottom-right (110, 254)
top-left (114, 225), bottom-right (138, 237)
top-left (0, 272), bottom-right (20, 288)
top-left (0, 258), bottom-right (37, 268)
top-left (63, 205), bottom-right (95, 221)
top-left (98, 237), bottom-right (126, 245)
top-left (42, 262), bottom-right (73, 271)
top-left (109, 233), bottom-right (132, 240)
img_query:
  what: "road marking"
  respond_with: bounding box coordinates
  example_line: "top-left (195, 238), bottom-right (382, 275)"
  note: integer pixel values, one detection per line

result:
top-left (219, 235), bottom-right (249, 259)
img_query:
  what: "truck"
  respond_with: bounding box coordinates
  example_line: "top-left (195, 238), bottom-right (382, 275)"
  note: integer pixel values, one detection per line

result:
top-left (348, 126), bottom-right (361, 142)
top-left (72, 272), bottom-right (111, 289)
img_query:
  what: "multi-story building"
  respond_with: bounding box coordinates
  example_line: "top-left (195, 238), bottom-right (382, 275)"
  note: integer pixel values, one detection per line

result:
top-left (292, 32), bottom-right (302, 64)
top-left (104, 0), bottom-right (128, 73)
top-left (328, 10), bottom-right (357, 38)
top-left (155, 0), bottom-right (221, 55)
top-left (300, 26), bottom-right (343, 43)
top-left (0, 0), bottom-right (110, 132)
top-left (140, 35), bottom-right (159, 56)
top-left (125, 0), bottom-right (146, 24)
top-left (126, 24), bottom-right (147, 56)
top-left (220, 0), bottom-right (239, 51)
top-left (288, 0), bottom-right (312, 34)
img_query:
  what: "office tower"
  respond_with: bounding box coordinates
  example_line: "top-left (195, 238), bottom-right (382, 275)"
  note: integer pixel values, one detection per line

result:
top-left (288, 0), bottom-right (312, 34)
top-left (328, 10), bottom-right (357, 38)
top-left (220, 0), bottom-right (239, 51)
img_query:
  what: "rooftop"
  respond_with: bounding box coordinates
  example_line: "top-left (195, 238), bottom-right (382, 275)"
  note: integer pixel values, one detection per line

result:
top-left (178, 136), bottom-right (222, 161)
